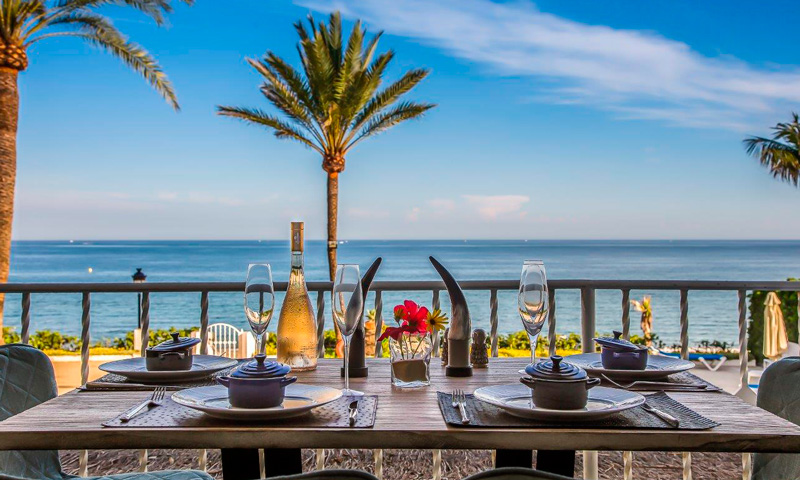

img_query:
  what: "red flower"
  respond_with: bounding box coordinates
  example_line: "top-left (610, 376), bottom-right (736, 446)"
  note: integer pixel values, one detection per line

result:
top-left (377, 326), bottom-right (406, 342)
top-left (393, 305), bottom-right (406, 321)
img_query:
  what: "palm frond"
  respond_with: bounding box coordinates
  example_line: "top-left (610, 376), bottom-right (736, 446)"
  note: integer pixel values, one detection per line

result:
top-left (348, 68), bottom-right (429, 138)
top-left (217, 105), bottom-right (323, 154)
top-left (38, 11), bottom-right (178, 109)
top-left (743, 135), bottom-right (800, 187)
top-left (348, 101), bottom-right (434, 149)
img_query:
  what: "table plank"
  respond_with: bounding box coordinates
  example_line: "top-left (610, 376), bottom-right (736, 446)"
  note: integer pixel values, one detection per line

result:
top-left (0, 358), bottom-right (798, 453)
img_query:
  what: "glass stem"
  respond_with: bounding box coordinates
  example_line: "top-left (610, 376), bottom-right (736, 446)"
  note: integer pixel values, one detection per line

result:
top-left (255, 333), bottom-right (264, 357)
top-left (343, 335), bottom-right (351, 392)
top-left (530, 334), bottom-right (537, 365)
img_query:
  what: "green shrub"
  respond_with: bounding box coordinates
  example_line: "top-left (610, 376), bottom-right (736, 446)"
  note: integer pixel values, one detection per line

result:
top-left (2, 326), bottom-right (20, 344)
top-left (112, 327), bottom-right (199, 350)
top-left (29, 330), bottom-right (81, 351)
top-left (748, 279), bottom-right (798, 366)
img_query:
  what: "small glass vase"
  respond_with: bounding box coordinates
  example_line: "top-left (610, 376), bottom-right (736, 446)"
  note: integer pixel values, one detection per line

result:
top-left (389, 332), bottom-right (432, 388)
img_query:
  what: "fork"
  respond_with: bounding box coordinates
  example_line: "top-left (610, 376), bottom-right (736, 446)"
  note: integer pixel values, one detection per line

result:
top-left (120, 387), bottom-right (166, 422)
top-left (601, 374), bottom-right (707, 391)
top-left (452, 389), bottom-right (470, 424)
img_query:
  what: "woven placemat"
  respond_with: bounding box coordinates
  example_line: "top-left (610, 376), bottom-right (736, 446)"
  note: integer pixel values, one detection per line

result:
top-left (598, 371), bottom-right (722, 392)
top-left (86, 360), bottom-right (247, 391)
top-left (437, 392), bottom-right (719, 430)
top-left (103, 394), bottom-right (377, 428)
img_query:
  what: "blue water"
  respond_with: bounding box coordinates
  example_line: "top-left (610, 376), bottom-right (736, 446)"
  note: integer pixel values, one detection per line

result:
top-left (3, 240), bottom-right (799, 346)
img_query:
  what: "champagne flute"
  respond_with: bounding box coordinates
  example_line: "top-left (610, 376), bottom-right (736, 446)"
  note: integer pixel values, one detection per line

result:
top-left (244, 263), bottom-right (275, 357)
top-left (519, 260), bottom-right (549, 367)
top-left (332, 264), bottom-right (364, 396)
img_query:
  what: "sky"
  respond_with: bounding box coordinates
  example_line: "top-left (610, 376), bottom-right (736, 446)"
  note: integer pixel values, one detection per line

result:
top-left (12, 0), bottom-right (800, 240)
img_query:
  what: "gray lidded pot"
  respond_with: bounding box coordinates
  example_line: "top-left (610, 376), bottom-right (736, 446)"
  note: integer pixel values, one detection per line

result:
top-left (595, 331), bottom-right (648, 370)
top-left (520, 355), bottom-right (600, 410)
top-left (145, 332), bottom-right (201, 371)
top-left (217, 354), bottom-right (297, 409)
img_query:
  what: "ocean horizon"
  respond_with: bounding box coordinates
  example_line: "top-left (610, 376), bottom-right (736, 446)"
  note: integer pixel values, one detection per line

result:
top-left (4, 239), bottom-right (799, 347)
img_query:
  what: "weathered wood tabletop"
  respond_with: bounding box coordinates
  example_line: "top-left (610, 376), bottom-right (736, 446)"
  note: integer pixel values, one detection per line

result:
top-left (1, 358), bottom-right (798, 453)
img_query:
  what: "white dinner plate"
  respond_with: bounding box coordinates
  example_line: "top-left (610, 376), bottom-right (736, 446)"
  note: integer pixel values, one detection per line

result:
top-left (99, 355), bottom-right (238, 383)
top-left (565, 353), bottom-right (695, 381)
top-left (474, 383), bottom-right (645, 421)
top-left (171, 384), bottom-right (343, 421)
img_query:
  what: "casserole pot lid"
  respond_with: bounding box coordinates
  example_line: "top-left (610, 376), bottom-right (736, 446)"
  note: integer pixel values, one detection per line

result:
top-left (594, 331), bottom-right (646, 352)
top-left (524, 355), bottom-right (587, 380)
top-left (149, 332), bottom-right (200, 352)
top-left (231, 354), bottom-right (291, 379)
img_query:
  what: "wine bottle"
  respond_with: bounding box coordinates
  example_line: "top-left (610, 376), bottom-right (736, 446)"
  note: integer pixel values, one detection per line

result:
top-left (276, 222), bottom-right (318, 371)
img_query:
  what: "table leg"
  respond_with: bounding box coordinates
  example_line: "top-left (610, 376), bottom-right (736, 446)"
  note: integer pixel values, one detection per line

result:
top-left (536, 450), bottom-right (575, 478)
top-left (263, 448), bottom-right (303, 478)
top-left (495, 449), bottom-right (533, 468)
top-left (221, 449), bottom-right (261, 480)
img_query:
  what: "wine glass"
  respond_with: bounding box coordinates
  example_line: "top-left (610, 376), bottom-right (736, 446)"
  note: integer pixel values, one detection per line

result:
top-left (519, 260), bottom-right (549, 367)
top-left (332, 264), bottom-right (364, 396)
top-left (244, 263), bottom-right (275, 356)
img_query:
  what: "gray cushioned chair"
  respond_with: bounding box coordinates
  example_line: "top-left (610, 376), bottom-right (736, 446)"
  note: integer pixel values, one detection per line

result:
top-left (0, 344), bottom-right (213, 480)
top-left (461, 467), bottom-right (573, 480)
top-left (752, 356), bottom-right (800, 480)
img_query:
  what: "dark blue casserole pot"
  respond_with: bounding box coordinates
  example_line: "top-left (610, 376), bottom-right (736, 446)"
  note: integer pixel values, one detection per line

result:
top-left (217, 354), bottom-right (297, 408)
top-left (594, 331), bottom-right (648, 370)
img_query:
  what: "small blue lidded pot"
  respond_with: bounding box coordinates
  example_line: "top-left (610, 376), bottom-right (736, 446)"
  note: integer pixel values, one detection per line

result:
top-left (217, 354), bottom-right (297, 409)
top-left (594, 331), bottom-right (648, 370)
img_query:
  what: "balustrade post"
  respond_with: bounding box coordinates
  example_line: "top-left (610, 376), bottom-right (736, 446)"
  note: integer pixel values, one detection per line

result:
top-left (197, 291), bottom-right (209, 474)
top-left (316, 292), bottom-right (325, 358)
top-left (490, 289), bottom-right (499, 357)
top-left (735, 290), bottom-right (757, 404)
top-left (681, 452), bottom-right (692, 480)
top-left (580, 288), bottom-right (598, 479)
top-left (621, 289), bottom-right (632, 480)
top-left (432, 290), bottom-right (441, 357)
top-left (680, 290), bottom-right (689, 360)
top-left (81, 292), bottom-right (91, 385)
top-left (432, 449), bottom-right (442, 480)
top-left (373, 449), bottom-right (383, 480)
top-left (374, 291), bottom-right (383, 358)
top-left (200, 292), bottom-right (209, 355)
top-left (547, 289), bottom-right (556, 357)
top-left (316, 449), bottom-right (325, 470)
top-left (621, 289), bottom-right (631, 340)
top-left (20, 292), bottom-right (30, 344)
top-left (139, 292), bottom-right (150, 357)
top-left (742, 453), bottom-right (752, 480)
top-left (80, 292), bottom-right (91, 478)
top-left (580, 288), bottom-right (596, 354)
top-left (623, 451), bottom-right (633, 480)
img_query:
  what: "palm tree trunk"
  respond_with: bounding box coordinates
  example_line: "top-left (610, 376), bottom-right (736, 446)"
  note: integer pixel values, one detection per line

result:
top-left (326, 172), bottom-right (338, 281)
top-left (0, 68), bottom-right (20, 345)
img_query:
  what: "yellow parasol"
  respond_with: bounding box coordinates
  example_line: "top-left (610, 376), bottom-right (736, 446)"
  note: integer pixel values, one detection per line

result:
top-left (763, 292), bottom-right (788, 360)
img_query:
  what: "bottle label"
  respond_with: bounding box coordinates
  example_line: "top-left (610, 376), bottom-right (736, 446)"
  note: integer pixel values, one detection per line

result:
top-left (291, 222), bottom-right (304, 252)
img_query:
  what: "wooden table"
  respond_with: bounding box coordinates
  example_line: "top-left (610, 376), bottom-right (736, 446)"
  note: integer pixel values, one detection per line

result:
top-left (1, 359), bottom-right (799, 478)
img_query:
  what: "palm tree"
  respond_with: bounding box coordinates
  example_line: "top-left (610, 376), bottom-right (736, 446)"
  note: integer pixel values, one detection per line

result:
top-left (218, 12), bottom-right (434, 281)
top-left (743, 113), bottom-right (800, 188)
top-left (0, 0), bottom-right (191, 344)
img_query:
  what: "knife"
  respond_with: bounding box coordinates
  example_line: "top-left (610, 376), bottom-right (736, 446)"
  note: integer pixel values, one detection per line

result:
top-left (348, 400), bottom-right (359, 426)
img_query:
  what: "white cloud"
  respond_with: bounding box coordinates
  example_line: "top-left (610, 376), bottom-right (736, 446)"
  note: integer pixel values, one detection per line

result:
top-left (407, 206), bottom-right (421, 222)
top-left (298, 0), bottom-right (800, 130)
top-left (462, 195), bottom-right (529, 220)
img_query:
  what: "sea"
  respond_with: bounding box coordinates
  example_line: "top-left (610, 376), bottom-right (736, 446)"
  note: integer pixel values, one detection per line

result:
top-left (3, 240), bottom-right (799, 347)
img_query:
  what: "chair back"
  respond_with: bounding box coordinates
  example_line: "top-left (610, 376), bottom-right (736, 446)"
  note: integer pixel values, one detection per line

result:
top-left (0, 344), bottom-right (65, 480)
top-left (753, 356), bottom-right (800, 479)
top-left (461, 467), bottom-right (573, 480)
top-left (207, 323), bottom-right (243, 358)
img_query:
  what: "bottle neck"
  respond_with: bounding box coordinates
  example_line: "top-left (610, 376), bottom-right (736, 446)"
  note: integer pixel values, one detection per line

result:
top-left (290, 251), bottom-right (304, 271)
